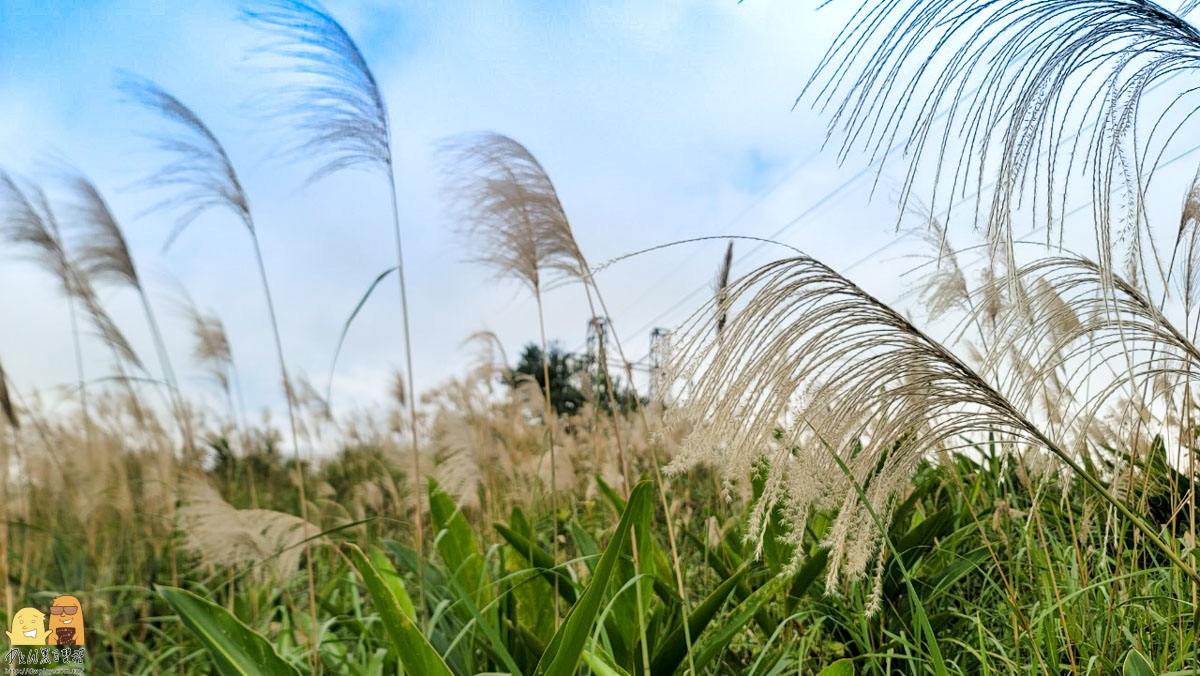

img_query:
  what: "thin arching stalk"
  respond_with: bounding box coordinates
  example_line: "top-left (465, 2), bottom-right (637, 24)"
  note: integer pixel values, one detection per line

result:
top-left (119, 74), bottom-right (319, 666)
top-left (385, 178), bottom-right (426, 619)
top-left (242, 0), bottom-right (427, 621)
top-left (65, 171), bottom-right (194, 457)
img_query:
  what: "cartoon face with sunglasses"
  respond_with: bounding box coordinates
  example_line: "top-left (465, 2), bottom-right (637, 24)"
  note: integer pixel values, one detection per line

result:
top-left (46, 595), bottom-right (85, 646)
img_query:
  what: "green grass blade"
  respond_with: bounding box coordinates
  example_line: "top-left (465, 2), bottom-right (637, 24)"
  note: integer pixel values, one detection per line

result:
top-left (649, 565), bottom-right (747, 675)
top-left (816, 658), bottom-right (855, 676)
top-left (535, 480), bottom-right (652, 676)
top-left (157, 585), bottom-right (302, 676)
top-left (325, 265), bottom-right (396, 403)
top-left (429, 480), bottom-right (490, 608)
top-left (690, 574), bottom-right (788, 673)
top-left (1123, 649), bottom-right (1156, 676)
top-left (343, 543), bottom-right (454, 676)
top-left (368, 546), bottom-right (415, 620)
top-left (494, 522), bottom-right (579, 604)
top-left (583, 649), bottom-right (634, 676)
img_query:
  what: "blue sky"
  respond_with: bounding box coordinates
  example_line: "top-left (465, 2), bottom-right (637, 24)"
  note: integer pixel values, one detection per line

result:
top-left (0, 1), bottom-right (928, 430)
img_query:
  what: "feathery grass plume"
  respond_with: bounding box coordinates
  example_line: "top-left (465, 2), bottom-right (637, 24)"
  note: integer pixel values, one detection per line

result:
top-left (802, 0), bottom-right (1200, 287)
top-left (1177, 162), bottom-right (1200, 307)
top-left (62, 170), bottom-right (193, 453)
top-left (119, 72), bottom-right (320, 651)
top-left (0, 363), bottom-right (16, 429)
top-left (179, 480), bottom-right (321, 583)
top-left (241, 2), bottom-right (427, 617)
top-left (986, 256), bottom-right (1200, 454)
top-left (437, 131), bottom-right (618, 624)
top-left (181, 297), bottom-right (235, 397)
top-left (241, 0), bottom-right (390, 180)
top-left (905, 211), bottom-right (972, 324)
top-left (462, 330), bottom-right (510, 384)
top-left (437, 132), bottom-right (588, 289)
top-left (715, 241), bottom-right (734, 338)
top-left (658, 255), bottom-right (1200, 610)
top-left (0, 171), bottom-right (145, 403)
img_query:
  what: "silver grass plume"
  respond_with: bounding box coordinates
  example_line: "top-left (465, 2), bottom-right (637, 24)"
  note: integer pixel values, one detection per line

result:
top-left (802, 0), bottom-right (1200, 286)
top-left (118, 73), bottom-right (252, 248)
top-left (715, 241), bottom-right (734, 338)
top-left (242, 0), bottom-right (390, 180)
top-left (437, 132), bottom-right (588, 290)
top-left (242, 3), bottom-right (424, 620)
top-left (178, 295), bottom-right (235, 397)
top-left (120, 72), bottom-right (318, 641)
top-left (987, 256), bottom-right (1200, 452)
top-left (64, 173), bottom-right (139, 288)
top-left (0, 363), bottom-right (16, 429)
top-left (658, 255), bottom-right (1200, 609)
top-left (462, 330), bottom-right (511, 384)
top-left (0, 172), bottom-right (143, 371)
top-left (62, 170), bottom-right (192, 451)
top-left (179, 479), bottom-right (321, 583)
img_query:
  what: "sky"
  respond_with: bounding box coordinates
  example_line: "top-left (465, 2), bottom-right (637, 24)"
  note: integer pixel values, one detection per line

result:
top-left (0, 0), bottom-right (1025, 434)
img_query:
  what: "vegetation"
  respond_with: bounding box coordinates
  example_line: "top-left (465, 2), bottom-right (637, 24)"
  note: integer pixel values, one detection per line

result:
top-left (4, 0), bottom-right (1200, 674)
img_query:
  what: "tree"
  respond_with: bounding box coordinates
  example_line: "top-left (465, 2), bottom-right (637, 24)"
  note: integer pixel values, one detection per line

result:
top-left (507, 342), bottom-right (641, 418)
top-left (509, 342), bottom-right (585, 418)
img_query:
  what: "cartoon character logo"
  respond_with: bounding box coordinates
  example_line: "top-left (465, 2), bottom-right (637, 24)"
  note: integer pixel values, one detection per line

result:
top-left (46, 595), bottom-right (85, 646)
top-left (4, 607), bottom-right (46, 645)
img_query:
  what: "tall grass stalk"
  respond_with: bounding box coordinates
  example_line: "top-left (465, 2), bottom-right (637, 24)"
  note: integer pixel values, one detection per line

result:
top-left (119, 74), bottom-right (320, 667)
top-left (242, 0), bottom-right (428, 621)
top-left (65, 171), bottom-right (194, 457)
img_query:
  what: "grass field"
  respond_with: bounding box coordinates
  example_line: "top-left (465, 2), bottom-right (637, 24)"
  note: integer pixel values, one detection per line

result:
top-left (5, 0), bottom-right (1200, 674)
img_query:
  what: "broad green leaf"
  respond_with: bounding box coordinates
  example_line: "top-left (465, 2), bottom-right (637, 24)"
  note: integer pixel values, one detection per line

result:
top-left (344, 543), bottom-right (454, 676)
top-left (609, 485), bottom-right (655, 666)
top-left (816, 658), bottom-right (855, 676)
top-left (429, 480), bottom-right (490, 608)
top-left (582, 649), bottom-right (633, 676)
top-left (649, 565), bottom-right (747, 675)
top-left (368, 546), bottom-right (415, 620)
top-left (535, 480), bottom-right (653, 676)
top-left (690, 574), bottom-right (788, 673)
top-left (1123, 649), bottom-right (1156, 676)
top-left (495, 522), bottom-right (579, 604)
top-left (157, 585), bottom-right (301, 676)
top-left (785, 548), bottom-right (829, 612)
top-left (595, 474), bottom-right (627, 514)
top-left (569, 521), bottom-right (601, 574)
